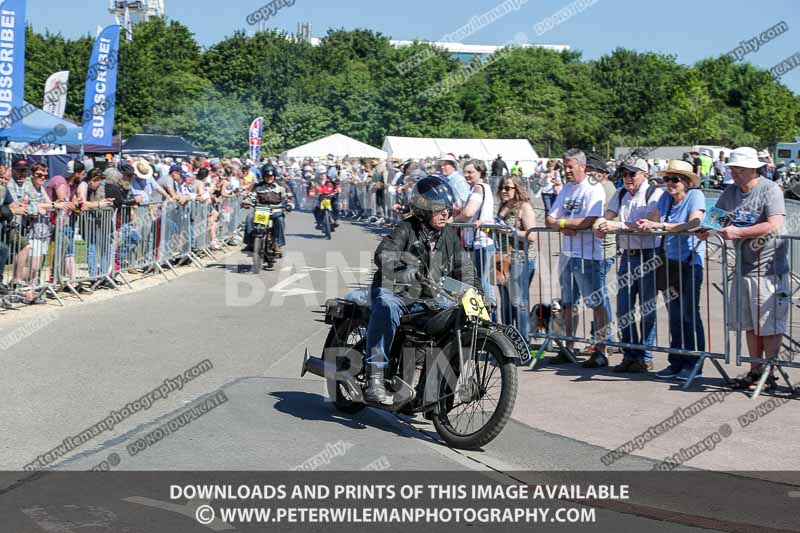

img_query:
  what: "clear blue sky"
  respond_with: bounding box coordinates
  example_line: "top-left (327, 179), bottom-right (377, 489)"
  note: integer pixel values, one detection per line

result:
top-left (30, 0), bottom-right (800, 94)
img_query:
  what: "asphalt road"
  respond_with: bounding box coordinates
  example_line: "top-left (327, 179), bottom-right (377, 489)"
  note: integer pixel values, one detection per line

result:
top-left (1, 211), bottom-right (796, 532)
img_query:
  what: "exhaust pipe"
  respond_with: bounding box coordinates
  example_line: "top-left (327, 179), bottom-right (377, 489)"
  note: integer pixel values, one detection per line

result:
top-left (301, 348), bottom-right (337, 378)
top-left (301, 349), bottom-right (364, 402)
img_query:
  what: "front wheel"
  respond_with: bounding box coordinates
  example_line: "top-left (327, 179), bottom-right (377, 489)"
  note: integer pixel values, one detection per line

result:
top-left (323, 212), bottom-right (332, 240)
top-left (252, 234), bottom-right (264, 273)
top-left (265, 229), bottom-right (275, 269)
top-left (432, 328), bottom-right (518, 450)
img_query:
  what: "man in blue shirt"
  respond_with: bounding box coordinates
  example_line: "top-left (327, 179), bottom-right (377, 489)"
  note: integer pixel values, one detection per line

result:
top-left (131, 158), bottom-right (170, 205)
top-left (439, 153), bottom-right (470, 210)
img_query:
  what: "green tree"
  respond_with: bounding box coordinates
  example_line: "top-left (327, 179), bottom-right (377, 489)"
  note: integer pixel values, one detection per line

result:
top-left (145, 88), bottom-right (253, 156)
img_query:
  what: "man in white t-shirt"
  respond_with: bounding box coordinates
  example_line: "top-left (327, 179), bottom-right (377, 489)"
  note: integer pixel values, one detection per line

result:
top-left (546, 149), bottom-right (609, 368)
top-left (595, 157), bottom-right (664, 373)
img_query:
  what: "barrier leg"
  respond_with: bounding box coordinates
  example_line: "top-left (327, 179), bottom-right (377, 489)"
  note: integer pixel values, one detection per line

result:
top-left (750, 366), bottom-right (773, 399)
top-left (62, 280), bottom-right (83, 302)
top-left (775, 365), bottom-right (796, 394)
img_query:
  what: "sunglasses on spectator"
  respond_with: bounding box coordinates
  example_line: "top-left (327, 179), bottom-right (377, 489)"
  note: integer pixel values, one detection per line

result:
top-left (501, 186), bottom-right (516, 191)
top-left (32, 172), bottom-right (47, 178)
top-left (432, 207), bottom-right (450, 216)
top-left (662, 176), bottom-right (682, 184)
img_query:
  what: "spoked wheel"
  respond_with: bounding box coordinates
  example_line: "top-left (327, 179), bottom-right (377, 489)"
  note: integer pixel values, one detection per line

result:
top-left (323, 319), bottom-right (367, 414)
top-left (251, 235), bottom-right (264, 273)
top-left (323, 212), bottom-right (332, 240)
top-left (432, 327), bottom-right (518, 450)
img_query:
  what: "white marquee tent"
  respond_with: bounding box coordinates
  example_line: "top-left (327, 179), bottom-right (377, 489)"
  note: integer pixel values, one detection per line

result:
top-left (281, 133), bottom-right (387, 159)
top-left (382, 136), bottom-right (539, 173)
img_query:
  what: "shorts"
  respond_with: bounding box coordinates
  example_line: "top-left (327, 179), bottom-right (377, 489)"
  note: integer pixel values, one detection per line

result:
top-left (727, 273), bottom-right (790, 336)
top-left (30, 238), bottom-right (50, 257)
top-left (559, 256), bottom-right (606, 308)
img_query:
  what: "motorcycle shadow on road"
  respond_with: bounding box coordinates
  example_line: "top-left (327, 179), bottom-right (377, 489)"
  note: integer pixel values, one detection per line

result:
top-left (268, 391), bottom-right (418, 441)
top-left (285, 233), bottom-right (329, 240)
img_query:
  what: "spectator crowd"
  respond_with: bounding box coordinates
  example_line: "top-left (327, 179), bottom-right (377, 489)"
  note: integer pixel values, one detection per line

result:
top-left (1, 145), bottom-right (793, 394)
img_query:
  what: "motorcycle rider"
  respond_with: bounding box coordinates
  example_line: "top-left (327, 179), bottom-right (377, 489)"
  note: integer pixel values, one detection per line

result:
top-left (244, 163), bottom-right (292, 255)
top-left (364, 175), bottom-right (480, 404)
top-left (311, 176), bottom-right (339, 231)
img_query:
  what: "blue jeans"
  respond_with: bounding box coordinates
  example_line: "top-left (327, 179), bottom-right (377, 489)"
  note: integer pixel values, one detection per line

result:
top-left (272, 213), bottom-right (286, 247)
top-left (542, 193), bottom-right (557, 215)
top-left (559, 257), bottom-right (606, 308)
top-left (499, 255), bottom-right (536, 337)
top-left (667, 263), bottom-right (705, 372)
top-left (349, 187), bottom-right (363, 215)
top-left (0, 241), bottom-right (8, 283)
top-left (599, 257), bottom-right (615, 341)
top-left (617, 250), bottom-right (658, 362)
top-left (87, 236), bottom-right (112, 278)
top-left (473, 245), bottom-right (497, 309)
top-left (119, 224), bottom-right (141, 268)
top-left (63, 226), bottom-right (77, 257)
top-left (365, 288), bottom-right (409, 368)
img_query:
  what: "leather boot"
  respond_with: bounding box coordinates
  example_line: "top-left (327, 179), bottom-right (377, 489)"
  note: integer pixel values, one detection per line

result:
top-left (364, 365), bottom-right (393, 405)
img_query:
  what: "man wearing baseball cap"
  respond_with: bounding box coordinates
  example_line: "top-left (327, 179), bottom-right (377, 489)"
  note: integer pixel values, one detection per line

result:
top-left (704, 147), bottom-right (789, 392)
top-left (438, 153), bottom-right (470, 209)
top-left (595, 157), bottom-right (664, 372)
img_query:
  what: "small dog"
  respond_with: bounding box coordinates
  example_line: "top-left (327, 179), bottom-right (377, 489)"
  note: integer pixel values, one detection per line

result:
top-left (530, 298), bottom-right (563, 336)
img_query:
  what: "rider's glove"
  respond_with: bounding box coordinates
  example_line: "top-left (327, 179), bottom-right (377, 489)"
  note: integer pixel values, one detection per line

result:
top-left (395, 267), bottom-right (421, 286)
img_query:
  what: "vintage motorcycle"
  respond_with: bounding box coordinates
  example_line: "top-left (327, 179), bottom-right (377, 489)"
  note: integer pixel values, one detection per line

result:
top-left (318, 192), bottom-right (335, 240)
top-left (243, 193), bottom-right (291, 273)
top-left (302, 275), bottom-right (530, 450)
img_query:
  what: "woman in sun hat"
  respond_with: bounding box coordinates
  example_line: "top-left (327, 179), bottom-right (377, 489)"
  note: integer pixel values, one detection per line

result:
top-left (636, 160), bottom-right (707, 382)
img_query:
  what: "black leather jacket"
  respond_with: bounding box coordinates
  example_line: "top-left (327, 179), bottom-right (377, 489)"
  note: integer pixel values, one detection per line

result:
top-left (371, 215), bottom-right (480, 300)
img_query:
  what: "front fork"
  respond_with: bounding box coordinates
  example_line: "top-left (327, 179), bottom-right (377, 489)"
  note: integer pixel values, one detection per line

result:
top-left (454, 321), bottom-right (479, 403)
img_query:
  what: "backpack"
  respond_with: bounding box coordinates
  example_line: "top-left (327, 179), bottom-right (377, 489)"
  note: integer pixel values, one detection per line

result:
top-left (618, 184), bottom-right (657, 205)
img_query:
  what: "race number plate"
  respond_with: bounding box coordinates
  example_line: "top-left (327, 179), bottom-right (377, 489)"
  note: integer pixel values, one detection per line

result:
top-left (501, 324), bottom-right (532, 365)
top-left (461, 288), bottom-right (490, 320)
top-left (320, 198), bottom-right (332, 210)
top-left (254, 208), bottom-right (271, 225)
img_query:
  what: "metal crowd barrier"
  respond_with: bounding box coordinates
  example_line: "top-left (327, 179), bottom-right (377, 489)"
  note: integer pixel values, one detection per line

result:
top-left (449, 221), bottom-right (520, 328)
top-left (338, 180), bottom-right (352, 214)
top-left (52, 207), bottom-right (117, 297)
top-left (729, 236), bottom-right (800, 397)
top-left (289, 179), bottom-right (311, 212)
top-left (216, 196), bottom-right (241, 247)
top-left (0, 210), bottom-right (62, 306)
top-left (1, 197), bottom-right (248, 309)
top-left (116, 203), bottom-right (168, 284)
top-left (158, 201), bottom-right (196, 271)
top-left (518, 228), bottom-right (733, 388)
top-left (189, 201), bottom-right (214, 258)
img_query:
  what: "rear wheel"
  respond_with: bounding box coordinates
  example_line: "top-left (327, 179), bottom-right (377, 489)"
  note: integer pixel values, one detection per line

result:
top-left (432, 327), bottom-right (518, 450)
top-left (252, 234), bottom-right (264, 273)
top-left (323, 319), bottom-right (367, 414)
